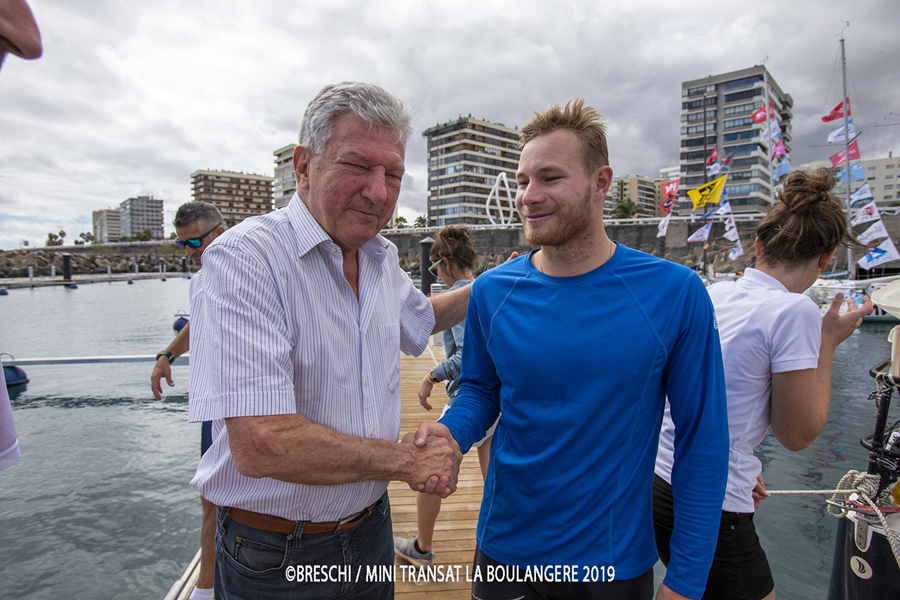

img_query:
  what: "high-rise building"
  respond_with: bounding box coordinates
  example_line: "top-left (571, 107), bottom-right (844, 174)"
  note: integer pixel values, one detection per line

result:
top-left (119, 196), bottom-right (164, 239)
top-left (677, 65), bottom-right (793, 215)
top-left (92, 208), bottom-right (121, 243)
top-left (423, 116), bottom-right (521, 226)
top-left (273, 145), bottom-right (297, 210)
top-left (190, 169), bottom-right (274, 228)
top-left (615, 174), bottom-right (659, 218)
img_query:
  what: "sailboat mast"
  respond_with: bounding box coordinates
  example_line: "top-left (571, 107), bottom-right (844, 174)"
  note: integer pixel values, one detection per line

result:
top-left (840, 36), bottom-right (853, 277)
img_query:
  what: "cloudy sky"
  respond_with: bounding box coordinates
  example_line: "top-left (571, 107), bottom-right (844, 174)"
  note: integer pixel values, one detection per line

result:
top-left (1, 0), bottom-right (899, 250)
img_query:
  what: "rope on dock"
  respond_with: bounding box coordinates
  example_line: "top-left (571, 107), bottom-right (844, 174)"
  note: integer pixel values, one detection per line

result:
top-left (767, 470), bottom-right (900, 568)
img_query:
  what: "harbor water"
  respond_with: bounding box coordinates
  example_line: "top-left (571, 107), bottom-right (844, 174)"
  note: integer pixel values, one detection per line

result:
top-left (0, 277), bottom-right (897, 599)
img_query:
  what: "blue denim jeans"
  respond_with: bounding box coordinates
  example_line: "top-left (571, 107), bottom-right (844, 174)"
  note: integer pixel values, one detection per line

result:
top-left (214, 491), bottom-right (393, 600)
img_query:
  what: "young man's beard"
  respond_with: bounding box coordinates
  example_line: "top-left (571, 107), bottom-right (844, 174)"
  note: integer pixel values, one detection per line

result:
top-left (522, 186), bottom-right (594, 248)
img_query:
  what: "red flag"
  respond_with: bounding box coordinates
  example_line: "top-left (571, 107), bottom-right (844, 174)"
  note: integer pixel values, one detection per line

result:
top-left (661, 178), bottom-right (680, 213)
top-left (722, 154), bottom-right (733, 167)
top-left (706, 146), bottom-right (718, 165)
top-left (822, 98), bottom-right (851, 123)
top-left (829, 140), bottom-right (861, 168)
top-left (751, 102), bottom-right (776, 124)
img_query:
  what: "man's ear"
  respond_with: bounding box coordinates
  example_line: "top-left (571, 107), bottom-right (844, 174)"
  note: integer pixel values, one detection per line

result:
top-left (293, 145), bottom-right (312, 194)
top-left (594, 165), bottom-right (613, 200)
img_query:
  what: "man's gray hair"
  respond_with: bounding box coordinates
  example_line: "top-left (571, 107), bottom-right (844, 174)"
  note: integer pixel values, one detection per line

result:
top-left (173, 201), bottom-right (224, 230)
top-left (299, 82), bottom-right (414, 154)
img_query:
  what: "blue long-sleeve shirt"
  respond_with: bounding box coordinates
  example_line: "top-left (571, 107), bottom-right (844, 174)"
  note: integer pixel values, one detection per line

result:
top-left (439, 244), bottom-right (728, 599)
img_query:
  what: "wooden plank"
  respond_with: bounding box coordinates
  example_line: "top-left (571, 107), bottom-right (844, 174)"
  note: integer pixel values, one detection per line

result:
top-left (392, 347), bottom-right (481, 599)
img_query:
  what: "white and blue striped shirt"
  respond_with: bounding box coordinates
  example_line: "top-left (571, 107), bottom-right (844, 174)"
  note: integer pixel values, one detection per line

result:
top-left (188, 193), bottom-right (434, 521)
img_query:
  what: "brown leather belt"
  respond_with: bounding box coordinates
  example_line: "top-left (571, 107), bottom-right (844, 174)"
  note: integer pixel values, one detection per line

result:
top-left (226, 499), bottom-right (380, 535)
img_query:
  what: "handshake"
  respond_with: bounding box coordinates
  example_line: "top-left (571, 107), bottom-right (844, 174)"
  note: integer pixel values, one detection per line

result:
top-left (400, 422), bottom-right (462, 499)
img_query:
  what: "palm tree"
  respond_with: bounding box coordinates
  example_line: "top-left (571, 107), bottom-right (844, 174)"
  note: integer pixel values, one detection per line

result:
top-left (393, 216), bottom-right (407, 229)
top-left (614, 197), bottom-right (639, 219)
top-left (413, 215), bottom-right (428, 228)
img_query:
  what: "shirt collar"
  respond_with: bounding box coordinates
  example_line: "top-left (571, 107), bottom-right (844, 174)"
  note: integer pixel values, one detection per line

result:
top-left (286, 192), bottom-right (388, 263)
top-left (741, 267), bottom-right (790, 293)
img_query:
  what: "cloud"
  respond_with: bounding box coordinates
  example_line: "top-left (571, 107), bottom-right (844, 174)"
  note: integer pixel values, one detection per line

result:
top-left (1, 0), bottom-right (899, 249)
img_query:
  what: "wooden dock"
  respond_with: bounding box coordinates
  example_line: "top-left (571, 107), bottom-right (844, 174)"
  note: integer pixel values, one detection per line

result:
top-left (391, 345), bottom-right (482, 599)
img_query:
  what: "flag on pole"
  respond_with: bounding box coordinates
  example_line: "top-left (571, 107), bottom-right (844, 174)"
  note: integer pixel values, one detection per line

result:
top-left (851, 201), bottom-right (881, 226)
top-left (687, 222), bottom-right (712, 243)
top-left (836, 161), bottom-right (865, 185)
top-left (707, 161), bottom-right (721, 177)
top-left (851, 183), bottom-right (874, 206)
top-left (687, 174), bottom-right (728, 211)
top-left (772, 157), bottom-right (792, 179)
top-left (759, 120), bottom-right (782, 142)
top-left (707, 146), bottom-right (718, 165)
top-left (827, 118), bottom-right (857, 144)
top-left (729, 243), bottom-right (744, 260)
top-left (701, 207), bottom-right (718, 219)
top-left (829, 140), bottom-right (861, 168)
top-left (716, 201), bottom-right (733, 215)
top-left (770, 138), bottom-right (786, 161)
top-left (858, 219), bottom-right (889, 244)
top-left (751, 102), bottom-right (776, 124)
top-left (722, 154), bottom-right (733, 169)
top-left (660, 178), bottom-right (680, 213)
top-left (657, 213), bottom-right (671, 238)
top-left (822, 98), bottom-right (851, 123)
top-left (724, 227), bottom-right (740, 242)
top-left (858, 237), bottom-right (900, 270)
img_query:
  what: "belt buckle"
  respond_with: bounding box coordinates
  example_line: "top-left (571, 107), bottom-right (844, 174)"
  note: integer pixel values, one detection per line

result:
top-left (333, 509), bottom-right (363, 534)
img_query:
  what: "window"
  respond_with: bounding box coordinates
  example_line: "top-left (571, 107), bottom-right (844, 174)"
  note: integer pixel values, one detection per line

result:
top-left (725, 75), bottom-right (762, 90)
top-left (724, 88), bottom-right (764, 103)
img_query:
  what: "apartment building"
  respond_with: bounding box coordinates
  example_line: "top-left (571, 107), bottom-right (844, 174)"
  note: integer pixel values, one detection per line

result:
top-left (615, 174), bottom-right (659, 217)
top-left (273, 145), bottom-right (297, 210)
top-left (423, 116), bottom-right (521, 226)
top-left (92, 208), bottom-right (121, 243)
top-left (677, 65), bottom-right (793, 215)
top-left (119, 196), bottom-right (164, 240)
top-left (190, 169), bottom-right (274, 228)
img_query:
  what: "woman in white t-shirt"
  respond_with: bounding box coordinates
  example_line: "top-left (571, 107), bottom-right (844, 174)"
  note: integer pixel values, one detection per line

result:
top-left (653, 168), bottom-right (873, 600)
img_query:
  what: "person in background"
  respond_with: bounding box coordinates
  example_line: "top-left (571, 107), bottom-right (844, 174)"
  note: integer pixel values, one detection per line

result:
top-left (0, 0), bottom-right (42, 473)
top-left (151, 201), bottom-right (224, 600)
top-left (394, 225), bottom-right (498, 567)
top-left (654, 168), bottom-right (873, 600)
top-left (415, 98), bottom-right (729, 600)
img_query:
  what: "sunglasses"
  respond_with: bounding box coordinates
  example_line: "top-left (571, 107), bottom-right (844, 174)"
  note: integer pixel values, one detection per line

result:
top-left (175, 225), bottom-right (219, 249)
top-left (428, 258), bottom-right (443, 276)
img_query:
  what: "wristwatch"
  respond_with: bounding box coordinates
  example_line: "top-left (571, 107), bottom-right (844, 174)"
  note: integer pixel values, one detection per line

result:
top-left (156, 350), bottom-right (175, 365)
top-left (428, 370), bottom-right (439, 383)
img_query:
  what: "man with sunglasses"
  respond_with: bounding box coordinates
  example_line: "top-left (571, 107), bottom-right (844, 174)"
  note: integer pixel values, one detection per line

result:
top-left (151, 200), bottom-right (224, 600)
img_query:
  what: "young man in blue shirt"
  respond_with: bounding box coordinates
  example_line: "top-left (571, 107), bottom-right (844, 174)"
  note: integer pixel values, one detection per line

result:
top-left (414, 99), bottom-right (729, 600)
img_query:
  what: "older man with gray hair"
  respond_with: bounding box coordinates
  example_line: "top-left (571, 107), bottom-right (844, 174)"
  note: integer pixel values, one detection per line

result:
top-left (188, 82), bottom-right (466, 599)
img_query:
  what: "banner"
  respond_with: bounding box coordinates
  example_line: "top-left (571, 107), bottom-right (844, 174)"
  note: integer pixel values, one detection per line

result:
top-left (759, 120), bottom-right (782, 142)
top-left (724, 227), bottom-right (740, 242)
top-left (772, 157), bottom-right (792, 180)
top-left (716, 201), bottom-right (733, 216)
top-left (851, 201), bottom-right (881, 226)
top-left (722, 154), bottom-right (733, 169)
top-left (850, 183), bottom-right (874, 206)
top-left (660, 178), bottom-right (680, 213)
top-left (729, 243), bottom-right (744, 260)
top-left (707, 161), bottom-right (721, 177)
top-left (822, 98), bottom-right (851, 123)
top-left (687, 222), bottom-right (712, 243)
top-left (858, 237), bottom-right (900, 270)
top-left (836, 161), bottom-right (865, 185)
top-left (751, 102), bottom-right (776, 124)
top-left (858, 219), bottom-right (889, 244)
top-left (829, 140), bottom-right (861, 168)
top-left (827, 118), bottom-right (857, 144)
top-left (707, 146), bottom-right (718, 165)
top-left (657, 213), bottom-right (671, 238)
top-left (770, 138), bottom-right (786, 161)
top-left (687, 174), bottom-right (728, 211)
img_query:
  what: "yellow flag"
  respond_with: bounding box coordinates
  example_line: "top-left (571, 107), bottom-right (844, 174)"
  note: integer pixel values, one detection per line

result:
top-left (687, 175), bottom-right (728, 211)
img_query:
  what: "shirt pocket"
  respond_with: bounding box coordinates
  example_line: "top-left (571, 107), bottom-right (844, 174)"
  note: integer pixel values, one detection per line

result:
top-left (377, 323), bottom-right (400, 392)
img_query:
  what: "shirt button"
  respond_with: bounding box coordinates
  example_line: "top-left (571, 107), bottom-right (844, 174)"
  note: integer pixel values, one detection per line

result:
top-left (364, 378), bottom-right (369, 385)
top-left (371, 429), bottom-right (375, 436)
top-left (330, 248), bottom-right (336, 254)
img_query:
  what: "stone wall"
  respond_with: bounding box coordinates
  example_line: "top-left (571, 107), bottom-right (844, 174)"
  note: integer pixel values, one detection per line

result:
top-left (5, 214), bottom-right (899, 278)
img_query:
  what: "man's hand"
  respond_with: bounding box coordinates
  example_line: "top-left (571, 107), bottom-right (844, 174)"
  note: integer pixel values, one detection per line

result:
top-left (506, 251), bottom-right (519, 261)
top-left (400, 422), bottom-right (462, 498)
top-left (151, 356), bottom-right (174, 400)
top-left (752, 475), bottom-right (769, 509)
top-left (656, 583), bottom-right (693, 600)
top-left (822, 292), bottom-right (873, 348)
top-left (418, 372), bottom-right (436, 411)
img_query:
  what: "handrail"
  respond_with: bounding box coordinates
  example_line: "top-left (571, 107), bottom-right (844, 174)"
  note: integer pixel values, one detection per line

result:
top-left (1, 355), bottom-right (189, 366)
